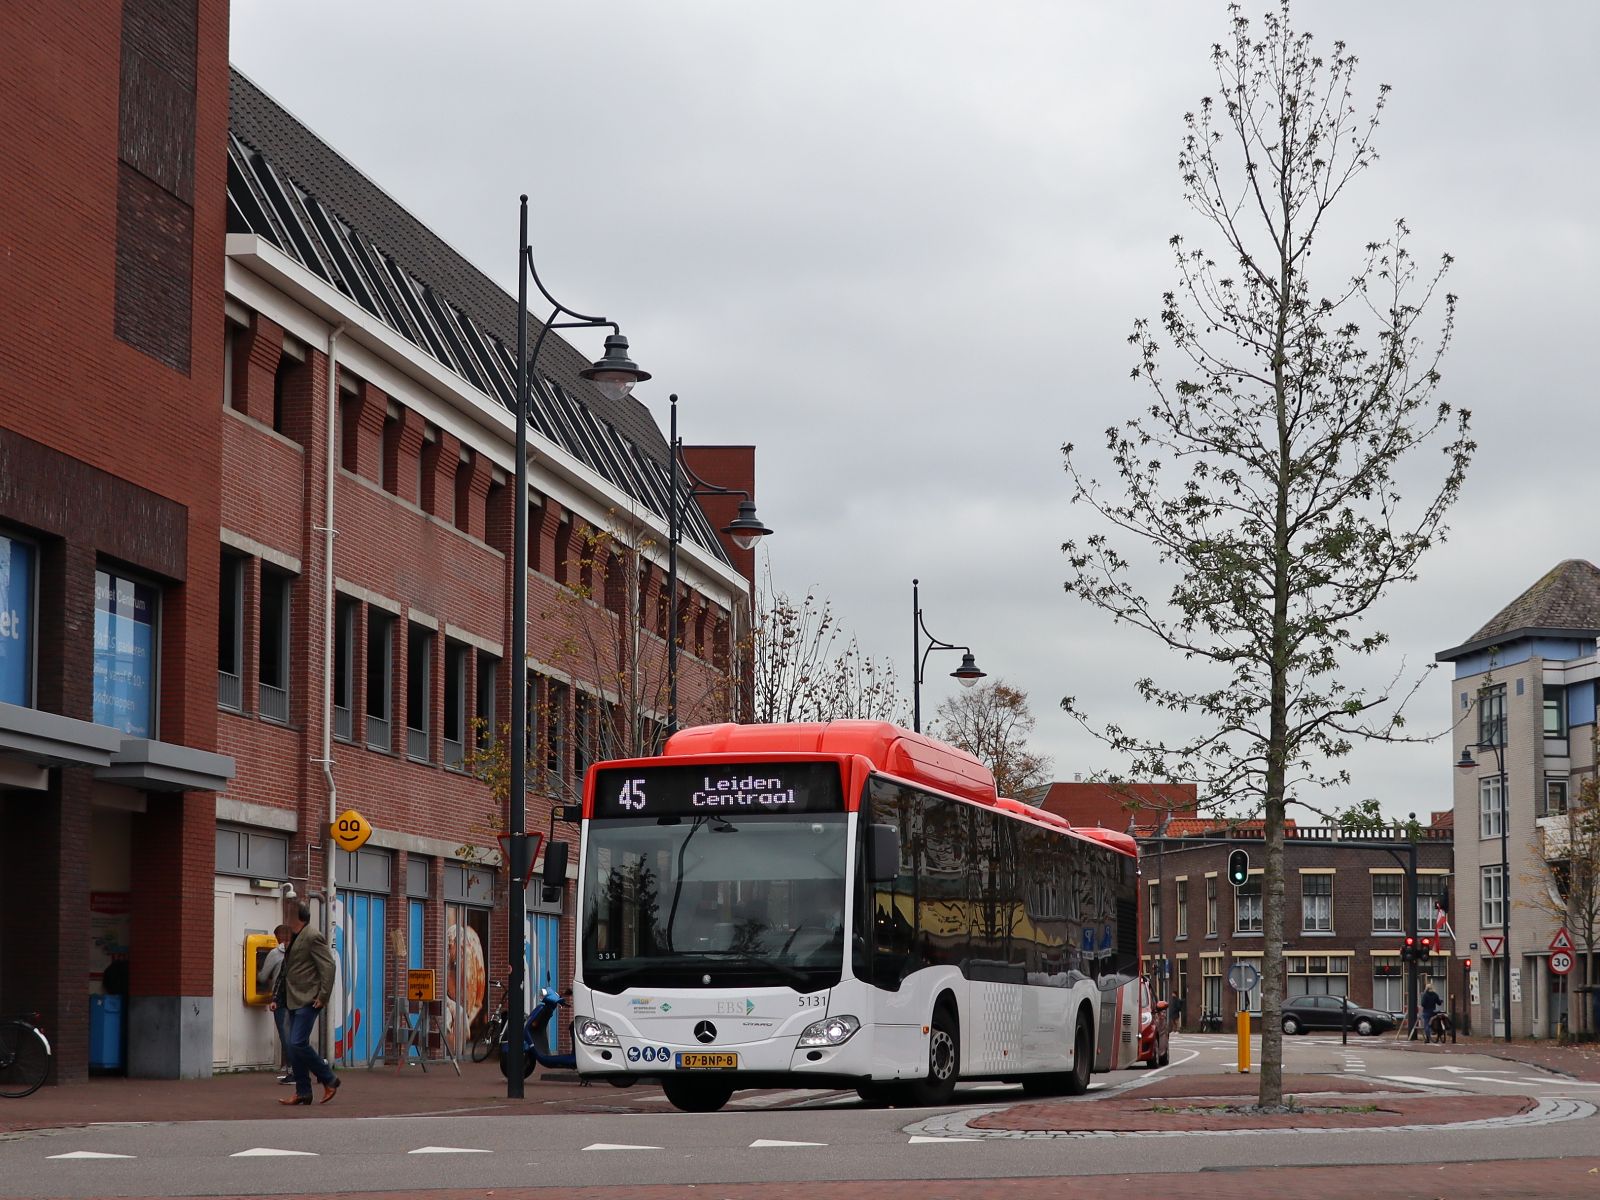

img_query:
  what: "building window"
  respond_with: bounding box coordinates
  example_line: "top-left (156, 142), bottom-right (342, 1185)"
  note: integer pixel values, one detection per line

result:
top-left (1478, 684), bottom-right (1506, 747)
top-left (1416, 874), bottom-right (1446, 931)
top-left (258, 566), bottom-right (291, 723)
top-left (332, 597), bottom-right (355, 741)
top-left (93, 567), bottom-right (159, 737)
top-left (1235, 876), bottom-right (1262, 933)
top-left (1147, 881), bottom-right (1161, 942)
top-left (1201, 957), bottom-right (1223, 1022)
top-left (1544, 686), bottom-right (1567, 739)
top-left (272, 343), bottom-right (305, 440)
top-left (215, 825), bottom-right (288, 879)
top-left (475, 652), bottom-right (498, 748)
top-left (366, 609), bottom-right (393, 750)
top-left (1205, 876), bottom-right (1218, 937)
top-left (406, 623), bottom-right (433, 762)
top-left (0, 530), bottom-right (35, 708)
top-left (1479, 775), bottom-right (1504, 839)
top-left (1372, 873), bottom-right (1402, 932)
top-left (1286, 954), bottom-right (1349, 998)
top-left (1481, 864), bottom-right (1504, 929)
top-left (217, 552), bottom-right (244, 710)
top-left (1301, 874), bottom-right (1333, 933)
top-left (1373, 958), bottom-right (1404, 1015)
top-left (444, 640), bottom-right (468, 769)
top-left (1543, 779), bottom-right (1570, 817)
top-left (574, 691), bottom-right (605, 785)
top-left (1175, 879), bottom-right (1189, 940)
top-left (540, 676), bottom-right (569, 790)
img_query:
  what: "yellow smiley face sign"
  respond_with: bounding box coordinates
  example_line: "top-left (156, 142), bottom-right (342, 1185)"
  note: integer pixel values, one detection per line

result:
top-left (331, 809), bottom-right (373, 852)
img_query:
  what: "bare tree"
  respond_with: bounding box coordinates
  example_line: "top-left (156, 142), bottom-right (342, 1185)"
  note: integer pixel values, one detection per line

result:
top-left (1060, 1), bottom-right (1471, 1107)
top-left (751, 566), bottom-right (908, 725)
top-left (931, 680), bottom-right (1052, 799)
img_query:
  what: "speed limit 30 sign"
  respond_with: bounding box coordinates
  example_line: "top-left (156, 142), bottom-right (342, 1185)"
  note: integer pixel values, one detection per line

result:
top-left (1550, 950), bottom-right (1575, 976)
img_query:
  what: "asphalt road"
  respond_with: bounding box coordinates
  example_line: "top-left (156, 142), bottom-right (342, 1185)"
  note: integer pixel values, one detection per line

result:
top-left (3, 1034), bottom-right (1596, 1198)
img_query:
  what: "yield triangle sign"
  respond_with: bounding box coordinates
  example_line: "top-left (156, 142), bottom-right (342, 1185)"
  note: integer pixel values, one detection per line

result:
top-left (1551, 927), bottom-right (1575, 953)
top-left (1483, 935), bottom-right (1504, 957)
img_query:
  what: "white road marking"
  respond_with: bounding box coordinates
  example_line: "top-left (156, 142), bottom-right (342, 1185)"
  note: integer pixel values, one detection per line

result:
top-left (583, 1142), bottom-right (662, 1151)
top-left (230, 1148), bottom-right (317, 1157)
top-left (908, 1135), bottom-right (975, 1143)
top-left (1372, 1075), bottom-right (1464, 1089)
top-left (749, 1138), bottom-right (827, 1147)
top-left (409, 1146), bottom-right (492, 1154)
top-left (47, 1151), bottom-right (135, 1160)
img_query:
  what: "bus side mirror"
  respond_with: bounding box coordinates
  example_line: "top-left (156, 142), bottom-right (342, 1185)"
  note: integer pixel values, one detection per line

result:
top-left (868, 825), bottom-right (900, 882)
top-left (542, 840), bottom-right (570, 902)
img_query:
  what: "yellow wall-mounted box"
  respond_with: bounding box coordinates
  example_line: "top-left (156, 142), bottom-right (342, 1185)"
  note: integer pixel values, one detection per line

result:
top-left (243, 933), bottom-right (279, 1006)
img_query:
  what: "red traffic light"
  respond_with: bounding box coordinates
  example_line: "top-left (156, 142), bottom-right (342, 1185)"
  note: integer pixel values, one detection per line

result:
top-left (1419, 936), bottom-right (1434, 958)
top-left (1463, 957), bottom-right (1473, 971)
top-left (1403, 934), bottom-right (1417, 960)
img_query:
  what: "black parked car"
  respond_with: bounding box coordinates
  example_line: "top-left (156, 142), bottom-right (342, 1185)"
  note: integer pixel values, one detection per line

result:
top-left (1280, 995), bottom-right (1396, 1037)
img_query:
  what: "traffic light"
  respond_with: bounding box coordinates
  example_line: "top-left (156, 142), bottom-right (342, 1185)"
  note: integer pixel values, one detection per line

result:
top-left (1402, 935), bottom-right (1417, 962)
top-left (1227, 849), bottom-right (1250, 888)
top-left (1419, 936), bottom-right (1434, 960)
top-left (1463, 957), bottom-right (1473, 972)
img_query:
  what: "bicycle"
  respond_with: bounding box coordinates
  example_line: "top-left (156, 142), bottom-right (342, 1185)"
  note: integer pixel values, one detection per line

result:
top-left (471, 982), bottom-right (509, 1063)
top-left (0, 1013), bottom-right (52, 1098)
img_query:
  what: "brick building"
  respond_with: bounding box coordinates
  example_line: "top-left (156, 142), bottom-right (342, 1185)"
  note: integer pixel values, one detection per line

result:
top-left (2, 6), bottom-right (760, 1083)
top-left (1138, 818), bottom-right (1455, 1033)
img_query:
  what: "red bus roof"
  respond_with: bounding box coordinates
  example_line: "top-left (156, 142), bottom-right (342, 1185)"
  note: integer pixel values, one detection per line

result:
top-left (663, 720), bottom-right (998, 807)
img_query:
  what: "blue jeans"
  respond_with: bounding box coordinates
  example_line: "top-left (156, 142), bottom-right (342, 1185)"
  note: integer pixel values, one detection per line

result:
top-left (274, 1004), bottom-right (291, 1069)
top-left (287, 1005), bottom-right (336, 1096)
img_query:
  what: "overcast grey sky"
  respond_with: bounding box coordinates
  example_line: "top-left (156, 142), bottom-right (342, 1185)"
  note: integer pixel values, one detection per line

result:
top-left (231, 1), bottom-right (1598, 823)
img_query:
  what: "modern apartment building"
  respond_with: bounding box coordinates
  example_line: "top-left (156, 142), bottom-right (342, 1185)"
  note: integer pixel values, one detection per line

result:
top-left (1439, 559), bottom-right (1600, 1039)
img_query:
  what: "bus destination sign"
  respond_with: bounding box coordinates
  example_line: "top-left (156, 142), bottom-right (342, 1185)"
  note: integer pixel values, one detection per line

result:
top-left (593, 762), bottom-right (843, 819)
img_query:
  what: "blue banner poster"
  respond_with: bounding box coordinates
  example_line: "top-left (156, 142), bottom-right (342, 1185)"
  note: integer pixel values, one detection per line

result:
top-left (0, 533), bottom-right (31, 706)
top-left (93, 570), bottom-right (156, 737)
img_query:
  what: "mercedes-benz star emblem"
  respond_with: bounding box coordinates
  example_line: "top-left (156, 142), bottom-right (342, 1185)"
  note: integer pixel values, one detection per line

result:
top-left (694, 1021), bottom-right (718, 1044)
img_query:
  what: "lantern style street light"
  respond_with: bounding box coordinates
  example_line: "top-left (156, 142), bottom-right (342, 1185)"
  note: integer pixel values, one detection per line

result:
top-left (663, 393), bottom-right (772, 735)
top-left (911, 578), bottom-right (985, 734)
top-left (508, 196), bottom-right (649, 1095)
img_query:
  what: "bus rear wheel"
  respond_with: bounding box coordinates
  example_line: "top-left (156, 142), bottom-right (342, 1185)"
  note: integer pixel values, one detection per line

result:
top-left (897, 1007), bottom-right (959, 1107)
top-left (662, 1076), bottom-right (734, 1113)
top-left (1062, 1010), bottom-right (1094, 1095)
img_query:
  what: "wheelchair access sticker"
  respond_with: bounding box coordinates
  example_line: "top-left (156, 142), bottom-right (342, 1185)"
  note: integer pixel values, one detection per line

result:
top-left (628, 1045), bottom-right (670, 1063)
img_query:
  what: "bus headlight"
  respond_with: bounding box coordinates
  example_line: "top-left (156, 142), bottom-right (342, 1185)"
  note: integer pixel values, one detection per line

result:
top-left (575, 1017), bottom-right (621, 1047)
top-left (797, 1014), bottom-right (860, 1047)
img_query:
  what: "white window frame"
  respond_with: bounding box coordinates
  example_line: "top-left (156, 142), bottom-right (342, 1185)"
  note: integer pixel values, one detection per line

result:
top-left (1175, 878), bottom-right (1189, 940)
top-left (1479, 775), bottom-right (1503, 839)
top-left (1481, 864), bottom-right (1505, 929)
top-left (1301, 873), bottom-right (1333, 933)
top-left (1371, 872), bottom-right (1402, 933)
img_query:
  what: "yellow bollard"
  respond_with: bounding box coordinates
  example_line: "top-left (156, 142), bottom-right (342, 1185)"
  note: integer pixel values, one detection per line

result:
top-left (1237, 1009), bottom-right (1252, 1073)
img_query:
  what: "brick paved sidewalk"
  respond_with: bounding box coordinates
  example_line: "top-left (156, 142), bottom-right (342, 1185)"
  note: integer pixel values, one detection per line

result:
top-left (82, 1160), bottom-right (1600, 1200)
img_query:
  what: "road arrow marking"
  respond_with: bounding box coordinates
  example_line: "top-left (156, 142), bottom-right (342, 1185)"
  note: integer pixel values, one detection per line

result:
top-left (47, 1151), bottom-right (135, 1160)
top-left (749, 1139), bottom-right (827, 1147)
top-left (230, 1148), bottom-right (318, 1157)
top-left (409, 1146), bottom-right (493, 1154)
top-left (1432, 1065), bottom-right (1510, 1074)
top-left (908, 1135), bottom-right (976, 1143)
top-left (583, 1143), bottom-right (662, 1151)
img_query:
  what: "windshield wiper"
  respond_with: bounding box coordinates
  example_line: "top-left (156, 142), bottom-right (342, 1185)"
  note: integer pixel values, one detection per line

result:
top-left (701, 952), bottom-right (811, 989)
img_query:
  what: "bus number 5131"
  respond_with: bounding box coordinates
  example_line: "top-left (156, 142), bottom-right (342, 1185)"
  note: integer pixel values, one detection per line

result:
top-left (617, 779), bottom-right (647, 810)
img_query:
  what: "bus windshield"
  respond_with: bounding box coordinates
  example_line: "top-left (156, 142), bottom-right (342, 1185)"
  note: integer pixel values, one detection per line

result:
top-left (582, 811), bottom-right (848, 994)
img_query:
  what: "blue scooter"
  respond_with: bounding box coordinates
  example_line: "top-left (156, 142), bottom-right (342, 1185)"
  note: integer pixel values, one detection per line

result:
top-left (499, 985), bottom-right (574, 1078)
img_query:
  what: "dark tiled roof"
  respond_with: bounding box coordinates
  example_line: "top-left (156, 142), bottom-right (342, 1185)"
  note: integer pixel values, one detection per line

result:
top-left (1465, 559), bottom-right (1600, 645)
top-left (226, 69), bottom-right (724, 558)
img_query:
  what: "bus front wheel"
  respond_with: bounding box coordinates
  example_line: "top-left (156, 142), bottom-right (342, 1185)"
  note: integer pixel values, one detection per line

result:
top-left (1062, 1010), bottom-right (1094, 1095)
top-left (662, 1076), bottom-right (734, 1113)
top-left (897, 1007), bottom-right (959, 1107)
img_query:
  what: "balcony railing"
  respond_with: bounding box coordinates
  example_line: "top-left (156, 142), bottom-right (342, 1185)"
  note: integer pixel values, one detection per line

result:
top-left (444, 737), bottom-right (464, 770)
top-left (259, 682), bottom-right (289, 724)
top-left (366, 715), bottom-right (390, 751)
top-left (407, 726), bottom-right (429, 762)
top-left (333, 704), bottom-right (352, 742)
top-left (217, 670), bottom-right (242, 711)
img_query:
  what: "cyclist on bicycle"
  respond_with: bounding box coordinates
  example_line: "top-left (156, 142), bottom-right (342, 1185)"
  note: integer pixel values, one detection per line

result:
top-left (1421, 983), bottom-right (1443, 1042)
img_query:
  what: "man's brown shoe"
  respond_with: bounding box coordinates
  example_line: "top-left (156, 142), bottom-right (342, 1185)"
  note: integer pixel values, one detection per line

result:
top-left (320, 1077), bottom-right (340, 1104)
top-left (279, 1095), bottom-right (312, 1106)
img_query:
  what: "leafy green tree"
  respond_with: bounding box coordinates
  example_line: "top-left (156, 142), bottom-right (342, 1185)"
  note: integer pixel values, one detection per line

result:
top-left (1061, 1), bottom-right (1472, 1107)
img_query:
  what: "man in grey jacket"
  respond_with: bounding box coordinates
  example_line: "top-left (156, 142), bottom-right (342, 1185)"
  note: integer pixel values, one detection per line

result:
top-left (269, 903), bottom-right (341, 1105)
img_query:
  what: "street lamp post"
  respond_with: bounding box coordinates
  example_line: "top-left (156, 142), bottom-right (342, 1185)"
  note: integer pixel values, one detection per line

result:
top-left (910, 578), bottom-right (985, 734)
top-left (509, 196), bottom-right (649, 1096)
top-left (663, 393), bottom-right (772, 736)
top-left (1457, 706), bottom-right (1511, 1042)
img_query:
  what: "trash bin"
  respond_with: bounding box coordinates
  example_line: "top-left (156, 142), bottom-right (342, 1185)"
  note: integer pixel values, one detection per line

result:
top-left (89, 994), bottom-right (124, 1070)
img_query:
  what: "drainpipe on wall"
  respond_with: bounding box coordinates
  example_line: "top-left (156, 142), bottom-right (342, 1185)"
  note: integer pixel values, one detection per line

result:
top-left (318, 323), bottom-right (346, 1059)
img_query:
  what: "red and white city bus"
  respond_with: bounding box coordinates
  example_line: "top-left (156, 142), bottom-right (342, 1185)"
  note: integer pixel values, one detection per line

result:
top-left (572, 720), bottom-right (1142, 1112)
